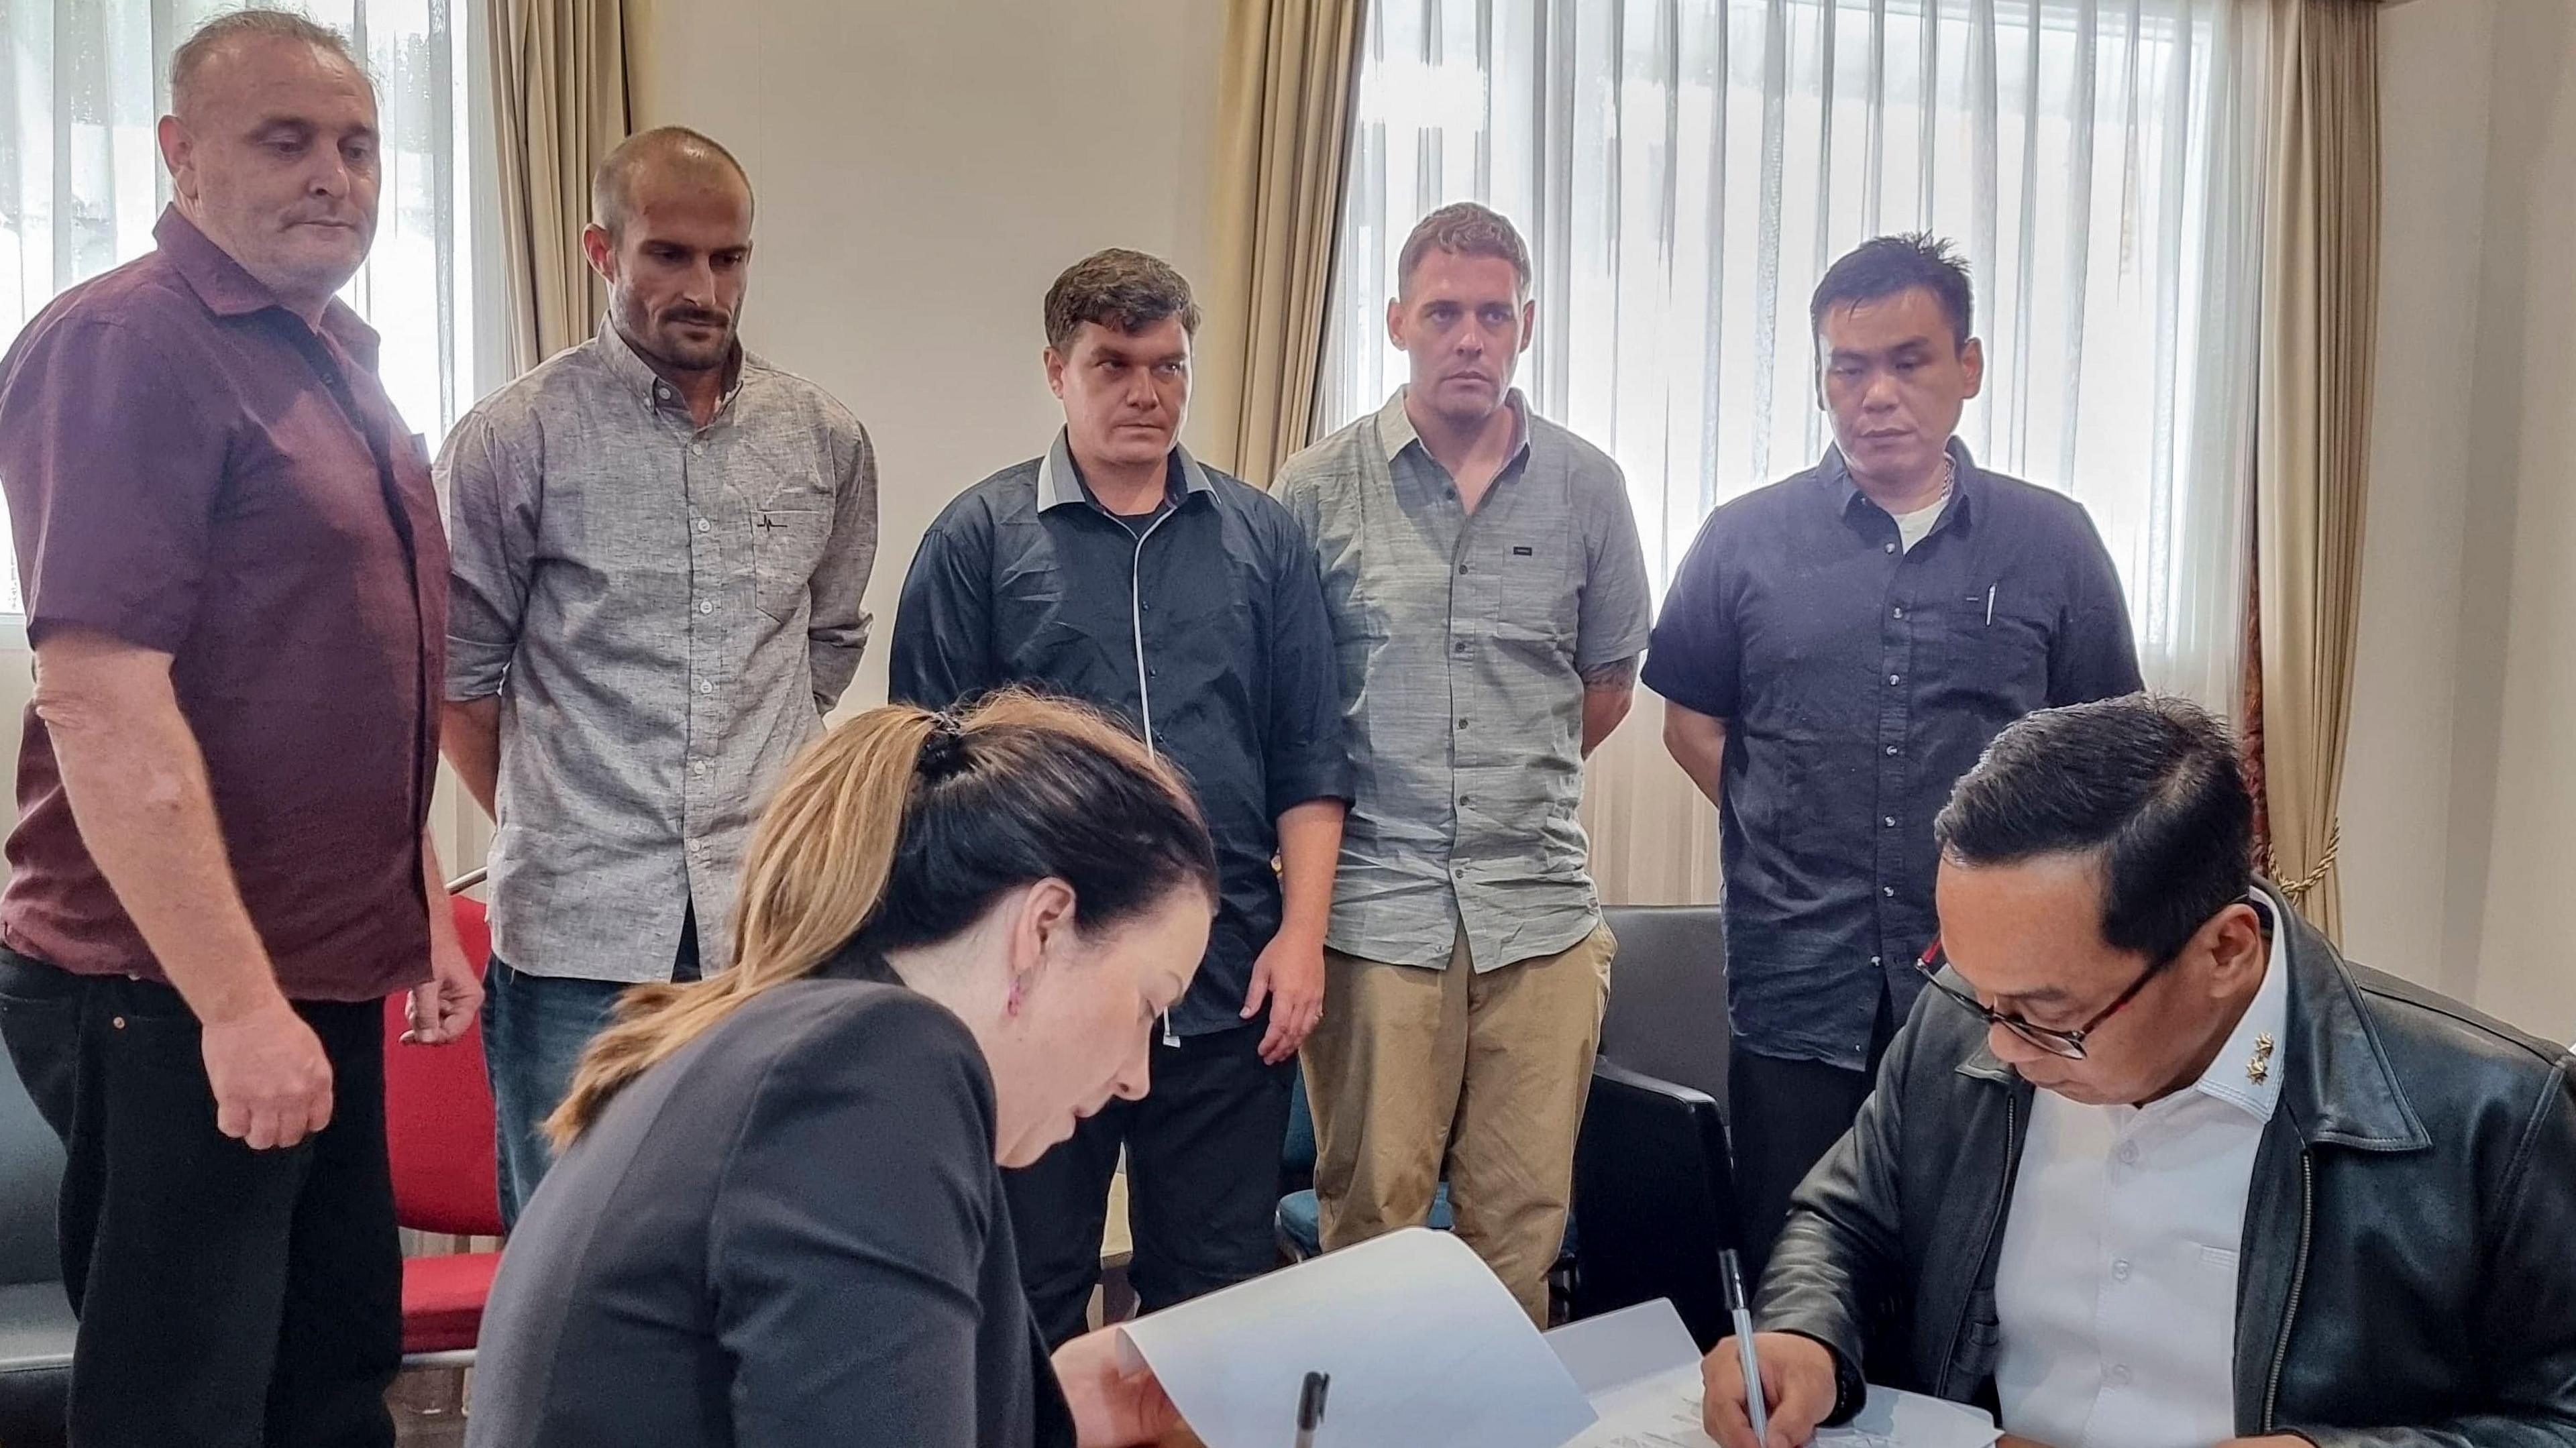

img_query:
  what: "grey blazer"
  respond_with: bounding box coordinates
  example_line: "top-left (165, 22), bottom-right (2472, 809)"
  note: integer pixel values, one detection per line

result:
top-left (466, 946), bottom-right (1075, 1448)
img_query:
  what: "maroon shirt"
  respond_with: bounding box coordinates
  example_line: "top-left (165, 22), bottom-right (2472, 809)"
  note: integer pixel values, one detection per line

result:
top-left (0, 209), bottom-right (447, 1003)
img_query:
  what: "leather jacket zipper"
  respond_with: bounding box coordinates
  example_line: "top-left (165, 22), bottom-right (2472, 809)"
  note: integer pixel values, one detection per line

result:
top-left (1937, 1090), bottom-right (2020, 1397)
top-left (2261, 1151), bottom-right (2315, 1431)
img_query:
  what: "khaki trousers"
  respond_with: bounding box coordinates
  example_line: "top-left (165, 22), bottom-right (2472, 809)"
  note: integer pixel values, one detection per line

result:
top-left (1301, 920), bottom-right (1615, 1324)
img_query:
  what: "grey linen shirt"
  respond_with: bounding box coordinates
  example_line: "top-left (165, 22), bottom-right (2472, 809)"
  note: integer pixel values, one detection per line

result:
top-left (443, 321), bottom-right (877, 981)
top-left (1276, 388), bottom-right (1653, 971)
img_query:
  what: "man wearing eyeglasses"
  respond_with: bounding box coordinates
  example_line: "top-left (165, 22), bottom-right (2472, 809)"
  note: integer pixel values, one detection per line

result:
top-left (1700, 695), bottom-right (2576, 1448)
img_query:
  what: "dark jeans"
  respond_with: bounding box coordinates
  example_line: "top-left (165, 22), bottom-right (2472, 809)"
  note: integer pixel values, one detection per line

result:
top-left (1729, 986), bottom-right (1898, 1286)
top-left (1006, 1017), bottom-right (1295, 1348)
top-left (484, 904), bottom-right (702, 1227)
top-left (0, 949), bottom-right (398, 1448)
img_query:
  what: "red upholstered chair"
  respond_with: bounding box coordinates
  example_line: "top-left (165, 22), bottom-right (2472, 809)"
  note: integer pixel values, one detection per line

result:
top-left (382, 893), bottom-right (506, 1367)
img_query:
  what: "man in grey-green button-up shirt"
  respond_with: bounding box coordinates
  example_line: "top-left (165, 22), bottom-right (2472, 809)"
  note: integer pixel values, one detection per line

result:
top-left (1275, 202), bottom-right (1652, 1323)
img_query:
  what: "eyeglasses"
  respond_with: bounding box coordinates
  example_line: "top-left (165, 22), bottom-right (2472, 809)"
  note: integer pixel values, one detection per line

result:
top-left (1912, 939), bottom-right (2167, 1061)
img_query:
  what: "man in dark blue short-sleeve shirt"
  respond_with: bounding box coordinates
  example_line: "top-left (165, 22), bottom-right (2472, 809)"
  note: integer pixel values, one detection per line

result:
top-left (1645, 235), bottom-right (2141, 1276)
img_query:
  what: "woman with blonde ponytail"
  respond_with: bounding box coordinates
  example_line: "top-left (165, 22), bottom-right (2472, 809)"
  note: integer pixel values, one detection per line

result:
top-left (466, 692), bottom-right (1219, 1448)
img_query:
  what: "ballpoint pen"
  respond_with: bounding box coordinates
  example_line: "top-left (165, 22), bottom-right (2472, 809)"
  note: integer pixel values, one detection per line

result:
top-left (1722, 1247), bottom-right (1768, 1445)
top-left (1293, 1370), bottom-right (1330, 1448)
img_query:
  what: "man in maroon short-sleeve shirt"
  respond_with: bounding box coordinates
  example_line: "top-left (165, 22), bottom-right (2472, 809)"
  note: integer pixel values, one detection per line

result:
top-left (0, 11), bottom-right (480, 1444)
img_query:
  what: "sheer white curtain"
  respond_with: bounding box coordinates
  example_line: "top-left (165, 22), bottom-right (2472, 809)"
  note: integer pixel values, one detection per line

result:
top-left (1320, 0), bottom-right (2273, 903)
top-left (0, 0), bottom-right (482, 615)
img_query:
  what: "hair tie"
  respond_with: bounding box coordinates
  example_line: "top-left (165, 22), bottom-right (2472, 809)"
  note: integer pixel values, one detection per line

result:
top-left (916, 712), bottom-right (972, 781)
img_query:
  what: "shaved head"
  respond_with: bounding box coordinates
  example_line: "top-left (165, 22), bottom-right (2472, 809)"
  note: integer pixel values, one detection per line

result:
top-left (591, 127), bottom-right (753, 240)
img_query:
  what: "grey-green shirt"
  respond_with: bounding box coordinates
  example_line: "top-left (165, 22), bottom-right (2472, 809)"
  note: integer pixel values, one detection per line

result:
top-left (442, 321), bottom-right (878, 981)
top-left (1276, 388), bottom-right (1652, 971)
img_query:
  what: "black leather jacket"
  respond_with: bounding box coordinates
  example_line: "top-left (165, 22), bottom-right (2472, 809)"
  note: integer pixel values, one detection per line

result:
top-left (1760, 885), bottom-right (2576, 1446)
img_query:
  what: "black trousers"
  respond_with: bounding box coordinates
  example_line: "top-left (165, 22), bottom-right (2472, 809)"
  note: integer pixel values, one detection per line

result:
top-left (1005, 1017), bottom-right (1294, 1348)
top-left (0, 950), bottom-right (400, 1448)
top-left (1729, 986), bottom-right (1898, 1286)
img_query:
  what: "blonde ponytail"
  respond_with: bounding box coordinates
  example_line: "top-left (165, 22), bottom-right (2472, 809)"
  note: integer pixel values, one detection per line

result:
top-left (543, 706), bottom-right (941, 1148)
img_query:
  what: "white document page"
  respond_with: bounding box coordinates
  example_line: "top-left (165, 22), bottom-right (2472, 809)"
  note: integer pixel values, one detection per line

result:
top-left (1543, 1300), bottom-right (2001, 1448)
top-left (1113, 1227), bottom-right (1598, 1448)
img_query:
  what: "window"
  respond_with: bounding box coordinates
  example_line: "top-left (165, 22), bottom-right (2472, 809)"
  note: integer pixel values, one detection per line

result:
top-left (0, 0), bottom-right (480, 618)
top-left (1320, 0), bottom-right (2272, 708)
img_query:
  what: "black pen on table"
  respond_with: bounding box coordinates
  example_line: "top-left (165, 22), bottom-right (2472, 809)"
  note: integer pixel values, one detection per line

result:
top-left (1293, 1370), bottom-right (1330, 1448)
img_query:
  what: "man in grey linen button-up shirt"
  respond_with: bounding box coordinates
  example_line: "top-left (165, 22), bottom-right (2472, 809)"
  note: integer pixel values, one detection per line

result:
top-left (1275, 201), bottom-right (1652, 1322)
top-left (441, 128), bottom-right (877, 1221)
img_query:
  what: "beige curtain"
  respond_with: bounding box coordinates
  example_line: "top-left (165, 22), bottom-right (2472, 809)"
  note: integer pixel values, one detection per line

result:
top-left (1198, 0), bottom-right (1365, 487)
top-left (490, 0), bottom-right (632, 373)
top-left (1580, 689), bottom-right (1721, 907)
top-left (2254, 0), bottom-right (2380, 942)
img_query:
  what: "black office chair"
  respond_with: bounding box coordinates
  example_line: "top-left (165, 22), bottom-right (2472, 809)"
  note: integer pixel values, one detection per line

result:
top-left (0, 1054), bottom-right (72, 1447)
top-left (1599, 904), bottom-right (1730, 1107)
top-left (1568, 1057), bottom-right (1739, 1349)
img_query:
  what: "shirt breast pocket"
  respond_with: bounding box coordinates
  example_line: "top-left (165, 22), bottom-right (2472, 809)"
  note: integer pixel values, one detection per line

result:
top-left (753, 506), bottom-right (830, 623)
top-left (1493, 540), bottom-right (1576, 659)
top-left (1956, 581), bottom-right (2053, 698)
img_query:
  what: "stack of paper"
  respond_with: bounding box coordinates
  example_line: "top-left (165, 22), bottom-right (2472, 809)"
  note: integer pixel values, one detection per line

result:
top-left (1113, 1231), bottom-right (1998, 1448)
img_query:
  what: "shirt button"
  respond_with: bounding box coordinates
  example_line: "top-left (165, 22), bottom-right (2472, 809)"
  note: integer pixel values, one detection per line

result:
top-left (697, 600), bottom-right (714, 615)
top-left (2112, 1260), bottom-right (2133, 1282)
top-left (1870, 956), bottom-right (1882, 968)
top-left (1892, 607), bottom-right (1905, 620)
top-left (1457, 718), bottom-right (1470, 730)
top-left (1883, 541), bottom-right (1897, 554)
top-left (655, 384), bottom-right (672, 400)
top-left (1454, 641), bottom-right (1470, 655)
top-left (697, 681), bottom-right (713, 695)
top-left (695, 518), bottom-right (711, 534)
top-left (1458, 563), bottom-right (1470, 575)
top-left (2118, 1142), bottom-right (2141, 1166)
top-left (691, 760), bottom-right (707, 775)
top-left (691, 441), bottom-right (707, 455)
top-left (1882, 885), bottom-right (1895, 899)
top-left (1887, 673), bottom-right (1901, 686)
top-left (1884, 745), bottom-right (1899, 757)
top-left (2110, 1366), bottom-right (2133, 1387)
top-left (1883, 816), bottom-right (1897, 828)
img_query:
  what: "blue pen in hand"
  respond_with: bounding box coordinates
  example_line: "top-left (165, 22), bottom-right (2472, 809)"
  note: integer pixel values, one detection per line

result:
top-left (1721, 1248), bottom-right (1768, 1445)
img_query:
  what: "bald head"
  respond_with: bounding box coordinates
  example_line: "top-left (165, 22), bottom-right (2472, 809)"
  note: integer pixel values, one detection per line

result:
top-left (591, 127), bottom-right (755, 241)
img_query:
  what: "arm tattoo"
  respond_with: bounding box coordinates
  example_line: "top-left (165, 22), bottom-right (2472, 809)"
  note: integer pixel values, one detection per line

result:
top-left (1580, 656), bottom-right (1639, 691)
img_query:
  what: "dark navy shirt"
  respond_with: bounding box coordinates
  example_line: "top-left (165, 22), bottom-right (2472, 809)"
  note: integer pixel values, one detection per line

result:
top-left (888, 433), bottom-right (1350, 1036)
top-left (1641, 442), bottom-right (2143, 1070)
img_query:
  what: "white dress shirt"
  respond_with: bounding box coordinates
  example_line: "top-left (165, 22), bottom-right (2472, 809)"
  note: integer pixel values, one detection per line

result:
top-left (1993, 905), bottom-right (2290, 1448)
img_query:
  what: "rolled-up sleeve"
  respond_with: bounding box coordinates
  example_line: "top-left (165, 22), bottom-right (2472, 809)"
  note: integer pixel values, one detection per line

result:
top-left (1640, 510), bottom-right (1743, 719)
top-left (0, 319), bottom-right (226, 654)
top-left (1576, 466), bottom-right (1654, 673)
top-left (1265, 514), bottom-right (1352, 816)
top-left (439, 409), bottom-right (536, 701)
top-left (886, 504), bottom-right (995, 710)
top-left (808, 418), bottom-right (880, 712)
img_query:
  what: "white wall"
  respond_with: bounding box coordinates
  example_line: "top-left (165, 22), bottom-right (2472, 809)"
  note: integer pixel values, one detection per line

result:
top-left (2339, 0), bottom-right (2493, 1001)
top-left (627, 0), bottom-right (1228, 712)
top-left (2345, 0), bottom-right (2576, 1043)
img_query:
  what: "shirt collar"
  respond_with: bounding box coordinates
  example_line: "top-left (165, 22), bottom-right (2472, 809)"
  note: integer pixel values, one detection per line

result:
top-left (1376, 385), bottom-right (1534, 470)
top-left (155, 206), bottom-right (380, 364)
top-left (1825, 435), bottom-right (1982, 528)
top-left (2186, 894), bottom-right (2292, 1124)
top-left (1036, 429), bottom-right (1216, 514)
top-left (593, 313), bottom-right (747, 417)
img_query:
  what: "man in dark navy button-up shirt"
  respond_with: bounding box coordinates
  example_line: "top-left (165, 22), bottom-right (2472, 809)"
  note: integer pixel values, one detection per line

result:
top-left (890, 249), bottom-right (1347, 1347)
top-left (1645, 235), bottom-right (2141, 1276)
